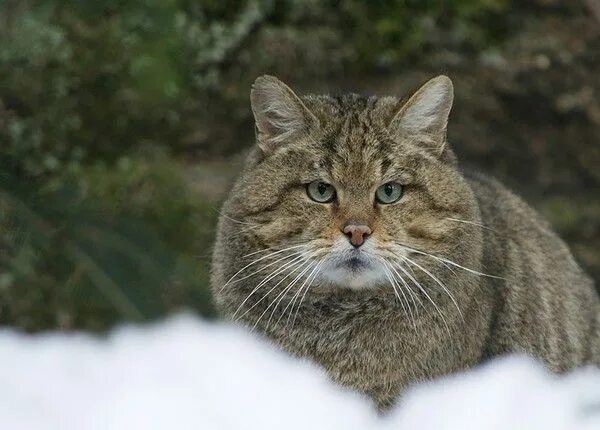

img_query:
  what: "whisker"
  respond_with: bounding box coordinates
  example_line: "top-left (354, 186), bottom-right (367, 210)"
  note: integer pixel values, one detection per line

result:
top-left (400, 255), bottom-right (463, 320)
top-left (386, 259), bottom-right (424, 312)
top-left (219, 244), bottom-right (308, 293)
top-left (223, 224), bottom-right (263, 241)
top-left (216, 210), bottom-right (260, 227)
top-left (241, 243), bottom-right (307, 259)
top-left (220, 249), bottom-right (305, 294)
top-left (290, 259), bottom-right (324, 328)
top-left (381, 261), bottom-right (414, 329)
top-left (396, 243), bottom-right (505, 280)
top-left (391, 260), bottom-right (451, 336)
top-left (235, 254), bottom-right (315, 322)
top-left (280, 260), bottom-right (322, 328)
top-left (231, 253), bottom-right (307, 320)
top-left (420, 252), bottom-right (459, 278)
top-left (388, 262), bottom-right (419, 330)
top-left (379, 260), bottom-right (409, 312)
top-left (260, 260), bottom-right (316, 331)
top-left (445, 217), bottom-right (496, 232)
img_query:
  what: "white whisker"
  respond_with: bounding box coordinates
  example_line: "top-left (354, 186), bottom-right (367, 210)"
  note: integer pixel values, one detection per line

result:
top-left (290, 259), bottom-right (324, 328)
top-left (445, 217), bottom-right (496, 232)
top-left (381, 263), bottom-right (405, 309)
top-left (261, 260), bottom-right (316, 331)
top-left (247, 259), bottom-right (312, 330)
top-left (400, 255), bottom-right (463, 320)
top-left (221, 250), bottom-right (305, 294)
top-left (231, 253), bottom-right (306, 320)
top-left (392, 261), bottom-right (451, 336)
top-left (241, 243), bottom-right (307, 259)
top-left (235, 253), bottom-right (315, 322)
top-left (227, 224), bottom-right (262, 239)
top-left (398, 243), bottom-right (505, 280)
top-left (218, 212), bottom-right (260, 226)
top-left (281, 260), bottom-right (322, 328)
top-left (381, 261), bottom-right (415, 330)
top-left (387, 260), bottom-right (424, 311)
top-left (219, 244), bottom-right (308, 293)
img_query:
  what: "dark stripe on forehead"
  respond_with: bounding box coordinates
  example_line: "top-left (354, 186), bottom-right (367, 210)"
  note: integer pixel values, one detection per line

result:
top-left (321, 118), bottom-right (344, 151)
top-left (381, 155), bottom-right (393, 174)
top-left (374, 130), bottom-right (394, 157)
top-left (331, 93), bottom-right (369, 110)
top-left (318, 94), bottom-right (391, 171)
top-left (332, 94), bottom-right (345, 109)
top-left (352, 94), bottom-right (369, 109)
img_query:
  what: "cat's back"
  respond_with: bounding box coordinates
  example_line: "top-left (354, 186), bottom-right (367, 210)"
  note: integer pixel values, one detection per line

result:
top-left (464, 170), bottom-right (600, 367)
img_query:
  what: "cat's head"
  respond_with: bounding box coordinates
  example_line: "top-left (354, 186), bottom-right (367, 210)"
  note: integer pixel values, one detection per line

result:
top-left (217, 75), bottom-right (479, 293)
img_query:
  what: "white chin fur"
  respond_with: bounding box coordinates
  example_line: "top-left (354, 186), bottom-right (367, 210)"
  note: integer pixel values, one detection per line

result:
top-left (317, 239), bottom-right (387, 289)
top-left (319, 264), bottom-right (386, 290)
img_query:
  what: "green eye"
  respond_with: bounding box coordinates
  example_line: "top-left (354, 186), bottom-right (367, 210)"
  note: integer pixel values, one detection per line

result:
top-left (307, 181), bottom-right (336, 203)
top-left (375, 182), bottom-right (403, 204)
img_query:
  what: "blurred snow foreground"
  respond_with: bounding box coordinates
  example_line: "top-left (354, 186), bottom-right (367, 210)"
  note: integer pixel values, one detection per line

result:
top-left (0, 315), bottom-right (599, 430)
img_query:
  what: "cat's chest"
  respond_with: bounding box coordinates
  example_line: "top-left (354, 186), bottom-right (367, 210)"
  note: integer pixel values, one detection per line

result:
top-left (271, 308), bottom-right (460, 386)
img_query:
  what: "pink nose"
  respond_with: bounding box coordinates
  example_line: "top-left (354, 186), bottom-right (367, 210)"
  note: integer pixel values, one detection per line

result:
top-left (343, 224), bottom-right (372, 248)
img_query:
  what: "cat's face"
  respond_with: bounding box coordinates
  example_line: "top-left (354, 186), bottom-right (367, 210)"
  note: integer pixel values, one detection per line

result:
top-left (221, 76), bottom-right (477, 294)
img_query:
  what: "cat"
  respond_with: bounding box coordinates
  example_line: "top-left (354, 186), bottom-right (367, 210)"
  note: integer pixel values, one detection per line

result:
top-left (211, 75), bottom-right (600, 410)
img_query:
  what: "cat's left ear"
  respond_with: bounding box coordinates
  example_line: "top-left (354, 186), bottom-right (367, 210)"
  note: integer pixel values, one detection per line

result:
top-left (388, 75), bottom-right (454, 156)
top-left (250, 75), bottom-right (319, 153)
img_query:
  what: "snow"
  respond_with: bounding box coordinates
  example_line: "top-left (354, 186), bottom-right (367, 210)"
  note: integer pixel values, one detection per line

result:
top-left (0, 315), bottom-right (598, 430)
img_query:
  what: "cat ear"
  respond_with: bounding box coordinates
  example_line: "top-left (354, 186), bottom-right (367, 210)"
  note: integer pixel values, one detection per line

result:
top-left (389, 75), bottom-right (454, 155)
top-left (250, 75), bottom-right (319, 153)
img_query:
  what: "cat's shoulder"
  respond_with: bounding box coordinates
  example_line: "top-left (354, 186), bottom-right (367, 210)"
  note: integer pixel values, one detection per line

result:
top-left (461, 167), bottom-right (508, 199)
top-left (461, 166), bottom-right (555, 234)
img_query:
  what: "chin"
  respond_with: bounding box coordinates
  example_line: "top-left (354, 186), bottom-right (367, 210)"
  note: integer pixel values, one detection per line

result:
top-left (320, 258), bottom-right (386, 290)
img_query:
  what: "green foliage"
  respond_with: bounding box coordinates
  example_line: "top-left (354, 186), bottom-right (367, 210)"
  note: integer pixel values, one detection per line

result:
top-left (0, 151), bottom-right (217, 331)
top-left (337, 0), bottom-right (508, 67)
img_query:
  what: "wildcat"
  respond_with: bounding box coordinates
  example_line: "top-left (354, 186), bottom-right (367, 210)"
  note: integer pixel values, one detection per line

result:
top-left (211, 75), bottom-right (600, 410)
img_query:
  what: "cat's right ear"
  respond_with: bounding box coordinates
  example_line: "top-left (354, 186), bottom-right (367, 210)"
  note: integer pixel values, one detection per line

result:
top-left (388, 75), bottom-right (454, 157)
top-left (250, 75), bottom-right (319, 153)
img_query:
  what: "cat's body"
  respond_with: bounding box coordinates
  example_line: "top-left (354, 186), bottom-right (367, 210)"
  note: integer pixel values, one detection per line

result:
top-left (211, 76), bottom-right (599, 409)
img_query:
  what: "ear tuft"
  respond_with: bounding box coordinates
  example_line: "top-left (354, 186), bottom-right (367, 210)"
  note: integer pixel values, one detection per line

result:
top-left (389, 75), bottom-right (454, 154)
top-left (250, 75), bottom-right (318, 153)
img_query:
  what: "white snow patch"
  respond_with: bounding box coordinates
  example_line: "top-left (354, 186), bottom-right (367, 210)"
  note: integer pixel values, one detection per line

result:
top-left (0, 314), bottom-right (598, 430)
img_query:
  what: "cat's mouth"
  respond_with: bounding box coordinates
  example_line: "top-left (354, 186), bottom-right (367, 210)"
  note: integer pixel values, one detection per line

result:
top-left (338, 255), bottom-right (371, 271)
top-left (321, 251), bottom-right (383, 289)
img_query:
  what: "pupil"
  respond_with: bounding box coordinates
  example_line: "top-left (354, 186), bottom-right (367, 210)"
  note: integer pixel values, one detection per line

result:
top-left (318, 183), bottom-right (327, 195)
top-left (385, 184), bottom-right (393, 196)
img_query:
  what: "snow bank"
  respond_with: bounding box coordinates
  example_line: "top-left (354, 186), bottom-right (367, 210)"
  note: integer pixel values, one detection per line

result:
top-left (0, 315), bottom-right (598, 430)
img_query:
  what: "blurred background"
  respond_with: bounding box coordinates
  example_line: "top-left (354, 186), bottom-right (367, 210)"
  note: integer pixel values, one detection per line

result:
top-left (0, 0), bottom-right (598, 332)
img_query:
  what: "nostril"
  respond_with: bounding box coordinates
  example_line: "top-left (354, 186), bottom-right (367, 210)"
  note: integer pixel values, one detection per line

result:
top-left (344, 231), bottom-right (360, 247)
top-left (342, 224), bottom-right (372, 248)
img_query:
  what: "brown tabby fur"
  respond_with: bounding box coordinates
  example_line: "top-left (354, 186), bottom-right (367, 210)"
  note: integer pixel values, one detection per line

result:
top-left (211, 75), bottom-right (600, 410)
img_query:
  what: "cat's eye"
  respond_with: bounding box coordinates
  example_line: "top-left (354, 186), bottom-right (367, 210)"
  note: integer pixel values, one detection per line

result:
top-left (375, 182), bottom-right (403, 204)
top-left (307, 181), bottom-right (336, 203)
